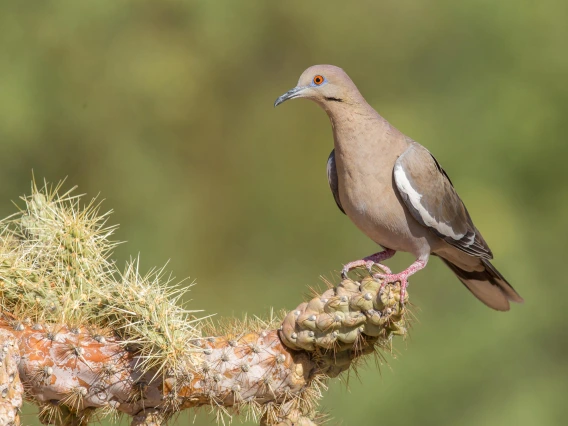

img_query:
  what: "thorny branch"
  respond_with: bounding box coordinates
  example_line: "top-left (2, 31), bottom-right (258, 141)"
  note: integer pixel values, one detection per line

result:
top-left (0, 182), bottom-right (410, 425)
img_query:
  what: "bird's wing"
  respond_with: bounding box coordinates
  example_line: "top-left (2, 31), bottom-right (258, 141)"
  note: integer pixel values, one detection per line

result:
top-left (394, 142), bottom-right (492, 259)
top-left (327, 149), bottom-right (345, 214)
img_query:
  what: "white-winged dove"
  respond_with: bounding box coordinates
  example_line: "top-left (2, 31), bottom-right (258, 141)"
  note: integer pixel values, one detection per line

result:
top-left (275, 65), bottom-right (523, 311)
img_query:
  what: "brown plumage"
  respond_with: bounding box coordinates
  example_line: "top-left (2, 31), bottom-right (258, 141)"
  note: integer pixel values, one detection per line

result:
top-left (275, 64), bottom-right (523, 311)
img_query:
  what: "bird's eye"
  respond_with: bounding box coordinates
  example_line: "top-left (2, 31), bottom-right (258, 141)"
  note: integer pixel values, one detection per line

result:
top-left (313, 75), bottom-right (325, 85)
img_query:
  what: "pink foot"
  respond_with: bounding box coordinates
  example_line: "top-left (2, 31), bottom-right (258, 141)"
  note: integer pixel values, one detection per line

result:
top-left (341, 249), bottom-right (396, 279)
top-left (373, 259), bottom-right (428, 304)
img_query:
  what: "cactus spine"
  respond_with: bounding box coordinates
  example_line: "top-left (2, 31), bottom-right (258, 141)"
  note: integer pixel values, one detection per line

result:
top-left (0, 182), bottom-right (409, 425)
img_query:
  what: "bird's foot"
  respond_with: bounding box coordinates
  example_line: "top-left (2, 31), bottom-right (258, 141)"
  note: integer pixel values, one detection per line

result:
top-left (374, 272), bottom-right (410, 305)
top-left (341, 260), bottom-right (391, 279)
top-left (373, 259), bottom-right (428, 305)
top-left (341, 249), bottom-right (396, 279)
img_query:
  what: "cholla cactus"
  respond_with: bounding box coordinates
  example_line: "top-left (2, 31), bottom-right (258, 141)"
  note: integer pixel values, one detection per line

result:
top-left (0, 181), bottom-right (410, 425)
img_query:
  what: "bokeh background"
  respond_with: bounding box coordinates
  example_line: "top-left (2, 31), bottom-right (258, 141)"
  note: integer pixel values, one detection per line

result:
top-left (1, 1), bottom-right (567, 425)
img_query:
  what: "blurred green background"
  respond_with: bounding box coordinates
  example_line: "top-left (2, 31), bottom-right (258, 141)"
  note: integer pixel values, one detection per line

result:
top-left (1, 1), bottom-right (566, 425)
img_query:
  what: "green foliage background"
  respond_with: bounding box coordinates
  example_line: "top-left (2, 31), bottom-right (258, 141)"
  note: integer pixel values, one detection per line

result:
top-left (1, 1), bottom-right (566, 425)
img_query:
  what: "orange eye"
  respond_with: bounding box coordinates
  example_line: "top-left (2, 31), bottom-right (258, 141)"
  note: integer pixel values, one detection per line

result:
top-left (313, 75), bottom-right (324, 85)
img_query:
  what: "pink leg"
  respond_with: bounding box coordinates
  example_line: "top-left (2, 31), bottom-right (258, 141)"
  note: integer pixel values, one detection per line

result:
top-left (373, 258), bottom-right (428, 303)
top-left (341, 248), bottom-right (396, 279)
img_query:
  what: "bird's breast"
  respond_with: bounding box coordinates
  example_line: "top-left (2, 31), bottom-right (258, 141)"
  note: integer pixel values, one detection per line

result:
top-left (334, 148), bottom-right (432, 256)
top-left (337, 158), bottom-right (393, 218)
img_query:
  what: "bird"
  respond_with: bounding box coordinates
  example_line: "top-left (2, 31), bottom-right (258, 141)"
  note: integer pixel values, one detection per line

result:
top-left (274, 64), bottom-right (523, 311)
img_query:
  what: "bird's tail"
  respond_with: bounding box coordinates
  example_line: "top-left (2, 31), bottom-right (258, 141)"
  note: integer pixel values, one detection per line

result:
top-left (439, 257), bottom-right (524, 311)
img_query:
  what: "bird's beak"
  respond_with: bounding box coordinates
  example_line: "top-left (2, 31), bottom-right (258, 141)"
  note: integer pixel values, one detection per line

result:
top-left (274, 86), bottom-right (307, 107)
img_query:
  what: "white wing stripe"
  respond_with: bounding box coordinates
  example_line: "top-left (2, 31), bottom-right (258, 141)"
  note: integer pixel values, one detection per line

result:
top-left (394, 163), bottom-right (465, 240)
top-left (462, 231), bottom-right (475, 246)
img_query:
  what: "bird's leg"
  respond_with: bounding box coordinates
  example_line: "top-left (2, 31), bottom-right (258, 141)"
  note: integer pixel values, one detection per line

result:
top-left (373, 258), bottom-right (428, 303)
top-left (341, 248), bottom-right (396, 279)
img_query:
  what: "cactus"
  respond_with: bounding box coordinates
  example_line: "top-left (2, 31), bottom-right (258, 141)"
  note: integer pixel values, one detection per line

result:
top-left (0, 181), bottom-right (410, 425)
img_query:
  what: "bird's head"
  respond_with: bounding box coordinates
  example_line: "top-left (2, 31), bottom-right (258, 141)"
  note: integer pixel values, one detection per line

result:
top-left (274, 64), bottom-right (362, 108)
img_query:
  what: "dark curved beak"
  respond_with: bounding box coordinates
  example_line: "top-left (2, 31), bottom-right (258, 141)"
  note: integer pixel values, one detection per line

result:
top-left (274, 86), bottom-right (306, 107)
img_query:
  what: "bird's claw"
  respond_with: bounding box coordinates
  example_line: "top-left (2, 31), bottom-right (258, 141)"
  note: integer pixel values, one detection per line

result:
top-left (372, 259), bottom-right (426, 305)
top-left (342, 260), bottom-right (392, 279)
top-left (341, 250), bottom-right (396, 279)
top-left (373, 273), bottom-right (409, 306)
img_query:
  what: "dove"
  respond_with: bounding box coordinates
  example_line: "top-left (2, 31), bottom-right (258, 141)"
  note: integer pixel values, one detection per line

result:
top-left (275, 65), bottom-right (523, 310)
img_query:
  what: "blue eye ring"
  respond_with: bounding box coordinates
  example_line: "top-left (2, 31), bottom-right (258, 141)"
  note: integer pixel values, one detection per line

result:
top-left (312, 75), bottom-right (325, 86)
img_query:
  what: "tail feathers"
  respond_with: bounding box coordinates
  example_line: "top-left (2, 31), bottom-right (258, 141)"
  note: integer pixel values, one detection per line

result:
top-left (440, 258), bottom-right (524, 311)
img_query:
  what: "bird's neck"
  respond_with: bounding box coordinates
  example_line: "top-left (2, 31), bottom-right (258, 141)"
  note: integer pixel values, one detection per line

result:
top-left (325, 101), bottom-right (389, 154)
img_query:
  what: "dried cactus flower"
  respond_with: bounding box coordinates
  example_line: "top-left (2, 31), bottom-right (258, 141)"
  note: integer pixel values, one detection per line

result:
top-left (0, 181), bottom-right (410, 425)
